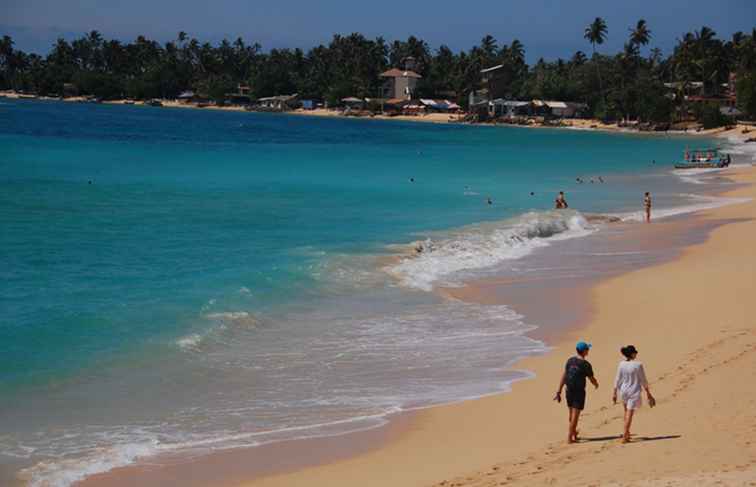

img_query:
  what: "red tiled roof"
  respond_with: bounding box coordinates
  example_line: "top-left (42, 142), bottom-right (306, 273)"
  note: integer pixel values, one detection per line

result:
top-left (380, 68), bottom-right (422, 79)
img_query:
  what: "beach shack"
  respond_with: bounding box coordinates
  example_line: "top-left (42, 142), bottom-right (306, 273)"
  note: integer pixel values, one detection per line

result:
top-left (420, 99), bottom-right (461, 113)
top-left (256, 94), bottom-right (299, 112)
top-left (341, 97), bottom-right (365, 110)
top-left (177, 90), bottom-right (196, 103)
top-left (497, 100), bottom-right (530, 118)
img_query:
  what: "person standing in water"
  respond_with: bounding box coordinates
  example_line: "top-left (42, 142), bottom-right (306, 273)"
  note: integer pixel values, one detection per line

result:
top-left (555, 191), bottom-right (568, 209)
top-left (644, 192), bottom-right (652, 222)
top-left (555, 341), bottom-right (598, 443)
top-left (613, 345), bottom-right (655, 443)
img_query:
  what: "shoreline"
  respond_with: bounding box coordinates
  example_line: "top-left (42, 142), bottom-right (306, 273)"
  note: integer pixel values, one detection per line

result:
top-left (3, 91), bottom-right (753, 139)
top-left (72, 130), bottom-right (756, 486)
top-left (231, 133), bottom-right (756, 486)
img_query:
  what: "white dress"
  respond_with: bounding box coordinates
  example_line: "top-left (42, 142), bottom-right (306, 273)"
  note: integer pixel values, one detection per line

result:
top-left (614, 360), bottom-right (648, 410)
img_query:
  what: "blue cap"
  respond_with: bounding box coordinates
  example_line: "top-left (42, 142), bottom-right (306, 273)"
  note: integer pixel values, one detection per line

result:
top-left (576, 341), bottom-right (592, 352)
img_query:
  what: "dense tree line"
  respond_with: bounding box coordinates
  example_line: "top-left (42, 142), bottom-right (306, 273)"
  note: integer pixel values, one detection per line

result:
top-left (1, 20), bottom-right (755, 122)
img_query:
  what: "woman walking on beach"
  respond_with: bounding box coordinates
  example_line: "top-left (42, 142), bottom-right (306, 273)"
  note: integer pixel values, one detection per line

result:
top-left (613, 345), bottom-right (655, 443)
top-left (555, 341), bottom-right (598, 443)
top-left (644, 192), bottom-right (652, 222)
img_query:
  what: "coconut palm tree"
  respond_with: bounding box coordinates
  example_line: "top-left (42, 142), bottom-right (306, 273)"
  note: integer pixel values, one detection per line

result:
top-left (509, 39), bottom-right (525, 66)
top-left (584, 17), bottom-right (608, 113)
top-left (629, 20), bottom-right (652, 48)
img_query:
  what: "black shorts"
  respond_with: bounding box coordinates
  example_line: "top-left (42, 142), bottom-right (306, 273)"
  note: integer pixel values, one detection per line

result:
top-left (566, 388), bottom-right (586, 410)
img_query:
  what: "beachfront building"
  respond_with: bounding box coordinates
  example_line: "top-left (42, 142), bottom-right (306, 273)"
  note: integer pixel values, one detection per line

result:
top-left (419, 99), bottom-right (461, 112)
top-left (480, 64), bottom-right (515, 101)
top-left (225, 84), bottom-right (253, 106)
top-left (481, 99), bottom-right (589, 120)
top-left (256, 94), bottom-right (299, 111)
top-left (341, 97), bottom-right (365, 110)
top-left (380, 60), bottom-right (422, 101)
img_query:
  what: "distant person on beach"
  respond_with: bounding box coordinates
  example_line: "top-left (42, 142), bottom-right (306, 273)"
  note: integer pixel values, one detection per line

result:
top-left (554, 341), bottom-right (598, 443)
top-left (644, 192), bottom-right (652, 222)
top-left (555, 191), bottom-right (568, 209)
top-left (613, 345), bottom-right (655, 443)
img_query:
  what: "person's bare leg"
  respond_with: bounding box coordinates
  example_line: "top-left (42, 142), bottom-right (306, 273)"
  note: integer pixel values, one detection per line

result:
top-left (567, 408), bottom-right (575, 443)
top-left (623, 407), bottom-right (635, 443)
top-left (569, 409), bottom-right (581, 443)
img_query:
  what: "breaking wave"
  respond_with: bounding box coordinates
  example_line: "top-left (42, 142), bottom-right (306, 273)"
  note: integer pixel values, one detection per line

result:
top-left (386, 210), bottom-right (594, 291)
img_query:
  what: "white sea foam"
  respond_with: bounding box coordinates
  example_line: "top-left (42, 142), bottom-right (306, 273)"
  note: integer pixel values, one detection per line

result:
top-left (20, 441), bottom-right (159, 487)
top-left (16, 410), bottom-right (403, 487)
top-left (176, 333), bottom-right (203, 351)
top-left (386, 210), bottom-right (594, 291)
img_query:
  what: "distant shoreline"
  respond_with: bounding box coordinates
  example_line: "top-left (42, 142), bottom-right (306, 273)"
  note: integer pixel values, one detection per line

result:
top-left (2, 89), bottom-right (753, 140)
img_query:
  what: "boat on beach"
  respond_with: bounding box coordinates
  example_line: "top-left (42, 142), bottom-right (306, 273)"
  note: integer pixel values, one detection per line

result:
top-left (675, 147), bottom-right (731, 169)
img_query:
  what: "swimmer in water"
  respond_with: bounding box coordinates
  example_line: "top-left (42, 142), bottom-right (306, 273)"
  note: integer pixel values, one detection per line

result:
top-left (555, 191), bottom-right (568, 209)
top-left (409, 177), bottom-right (415, 183)
top-left (598, 176), bottom-right (604, 183)
top-left (487, 197), bottom-right (493, 205)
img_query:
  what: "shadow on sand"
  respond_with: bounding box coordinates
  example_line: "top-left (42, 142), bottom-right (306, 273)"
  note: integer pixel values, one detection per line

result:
top-left (579, 434), bottom-right (681, 443)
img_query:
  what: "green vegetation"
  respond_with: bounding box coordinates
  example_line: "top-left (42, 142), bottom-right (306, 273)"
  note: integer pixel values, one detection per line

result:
top-left (1, 22), bottom-right (755, 123)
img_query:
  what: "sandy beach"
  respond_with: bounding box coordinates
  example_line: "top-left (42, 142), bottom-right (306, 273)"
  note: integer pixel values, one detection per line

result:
top-left (5, 93), bottom-right (754, 486)
top-left (221, 145), bottom-right (756, 485)
top-left (72, 132), bottom-right (756, 487)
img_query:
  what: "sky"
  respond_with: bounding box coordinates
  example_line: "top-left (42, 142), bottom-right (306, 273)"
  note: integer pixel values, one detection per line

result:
top-left (2, 0), bottom-right (755, 62)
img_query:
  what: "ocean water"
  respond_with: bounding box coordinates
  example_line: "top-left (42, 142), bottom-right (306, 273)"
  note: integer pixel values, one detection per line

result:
top-left (0, 99), bottom-right (735, 486)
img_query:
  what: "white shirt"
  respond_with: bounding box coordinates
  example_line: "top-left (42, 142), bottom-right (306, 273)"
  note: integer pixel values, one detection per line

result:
top-left (614, 360), bottom-right (648, 398)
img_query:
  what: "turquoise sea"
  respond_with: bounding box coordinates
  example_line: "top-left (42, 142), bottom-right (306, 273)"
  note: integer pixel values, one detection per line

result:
top-left (0, 99), bottom-right (727, 486)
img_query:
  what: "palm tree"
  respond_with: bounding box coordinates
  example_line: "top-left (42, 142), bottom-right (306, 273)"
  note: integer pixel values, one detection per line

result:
top-left (571, 50), bottom-right (587, 66)
top-left (629, 20), bottom-right (652, 48)
top-left (509, 39), bottom-right (525, 65)
top-left (694, 26), bottom-right (716, 95)
top-left (584, 17), bottom-right (608, 112)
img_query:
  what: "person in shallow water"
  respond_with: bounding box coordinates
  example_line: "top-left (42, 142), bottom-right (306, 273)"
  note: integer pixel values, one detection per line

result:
top-left (554, 341), bottom-right (598, 443)
top-left (555, 191), bottom-right (568, 209)
top-left (613, 345), bottom-right (655, 443)
top-left (644, 192), bottom-right (652, 222)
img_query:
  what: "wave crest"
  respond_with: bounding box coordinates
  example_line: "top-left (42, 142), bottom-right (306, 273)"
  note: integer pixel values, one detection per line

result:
top-left (386, 210), bottom-right (594, 291)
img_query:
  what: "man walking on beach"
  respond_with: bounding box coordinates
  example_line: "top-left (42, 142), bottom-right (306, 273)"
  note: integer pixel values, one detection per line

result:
top-left (644, 192), bottom-right (652, 222)
top-left (554, 341), bottom-right (598, 443)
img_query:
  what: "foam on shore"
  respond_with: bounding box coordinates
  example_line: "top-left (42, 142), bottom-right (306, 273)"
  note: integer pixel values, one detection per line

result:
top-left (386, 210), bottom-right (594, 291)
